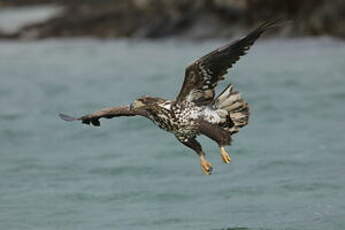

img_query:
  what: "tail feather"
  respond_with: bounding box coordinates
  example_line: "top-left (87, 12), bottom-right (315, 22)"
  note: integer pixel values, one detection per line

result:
top-left (213, 83), bottom-right (249, 134)
top-left (219, 93), bottom-right (242, 108)
top-left (223, 101), bottom-right (245, 112)
top-left (215, 85), bottom-right (233, 104)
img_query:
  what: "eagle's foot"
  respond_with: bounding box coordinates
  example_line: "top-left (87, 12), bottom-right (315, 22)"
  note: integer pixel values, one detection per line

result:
top-left (220, 146), bottom-right (232, 164)
top-left (199, 155), bottom-right (213, 175)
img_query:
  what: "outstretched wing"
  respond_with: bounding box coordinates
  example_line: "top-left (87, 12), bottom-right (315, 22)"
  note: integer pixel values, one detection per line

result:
top-left (59, 105), bottom-right (147, 126)
top-left (176, 20), bottom-right (278, 106)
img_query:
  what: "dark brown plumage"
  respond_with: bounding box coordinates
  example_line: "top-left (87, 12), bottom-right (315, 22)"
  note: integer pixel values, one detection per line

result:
top-left (177, 20), bottom-right (278, 106)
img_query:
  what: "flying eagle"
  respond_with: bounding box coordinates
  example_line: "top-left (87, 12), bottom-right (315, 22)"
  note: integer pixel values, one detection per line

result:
top-left (60, 21), bottom-right (277, 175)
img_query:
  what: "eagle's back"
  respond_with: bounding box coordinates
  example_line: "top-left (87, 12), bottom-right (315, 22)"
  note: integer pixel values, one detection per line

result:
top-left (148, 86), bottom-right (249, 140)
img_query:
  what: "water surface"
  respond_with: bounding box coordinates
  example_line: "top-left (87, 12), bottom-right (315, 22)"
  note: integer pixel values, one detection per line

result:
top-left (0, 38), bottom-right (345, 230)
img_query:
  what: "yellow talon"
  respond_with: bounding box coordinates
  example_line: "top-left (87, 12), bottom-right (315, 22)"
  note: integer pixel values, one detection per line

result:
top-left (199, 155), bottom-right (213, 175)
top-left (220, 146), bottom-right (232, 164)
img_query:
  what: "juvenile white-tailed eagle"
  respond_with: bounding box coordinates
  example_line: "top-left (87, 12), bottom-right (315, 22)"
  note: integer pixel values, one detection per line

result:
top-left (60, 21), bottom-right (277, 175)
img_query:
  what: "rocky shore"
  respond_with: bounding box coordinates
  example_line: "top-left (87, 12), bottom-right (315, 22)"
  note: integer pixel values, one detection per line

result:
top-left (0, 0), bottom-right (344, 40)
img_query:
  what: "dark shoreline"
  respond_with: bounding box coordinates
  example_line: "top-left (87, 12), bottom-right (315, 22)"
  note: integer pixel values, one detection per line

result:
top-left (0, 0), bottom-right (344, 40)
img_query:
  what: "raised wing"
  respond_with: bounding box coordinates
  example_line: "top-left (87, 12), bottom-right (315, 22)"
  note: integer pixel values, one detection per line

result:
top-left (176, 20), bottom-right (278, 105)
top-left (59, 105), bottom-right (147, 126)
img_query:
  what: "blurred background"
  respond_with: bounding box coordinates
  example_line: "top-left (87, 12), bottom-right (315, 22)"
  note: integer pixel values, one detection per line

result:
top-left (0, 1), bottom-right (344, 230)
top-left (0, 0), bottom-right (345, 39)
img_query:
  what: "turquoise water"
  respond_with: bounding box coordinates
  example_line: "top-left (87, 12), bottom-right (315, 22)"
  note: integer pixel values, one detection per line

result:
top-left (1, 38), bottom-right (345, 230)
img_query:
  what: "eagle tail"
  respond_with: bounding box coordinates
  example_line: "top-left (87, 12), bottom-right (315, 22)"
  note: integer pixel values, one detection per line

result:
top-left (213, 84), bottom-right (249, 134)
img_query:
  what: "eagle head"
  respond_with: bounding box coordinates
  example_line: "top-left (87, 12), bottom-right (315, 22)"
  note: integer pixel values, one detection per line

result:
top-left (130, 96), bottom-right (162, 110)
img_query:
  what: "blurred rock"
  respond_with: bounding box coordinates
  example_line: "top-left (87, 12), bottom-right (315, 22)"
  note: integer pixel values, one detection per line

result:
top-left (0, 5), bottom-right (62, 37)
top-left (0, 0), bottom-right (344, 39)
top-left (246, 0), bottom-right (345, 38)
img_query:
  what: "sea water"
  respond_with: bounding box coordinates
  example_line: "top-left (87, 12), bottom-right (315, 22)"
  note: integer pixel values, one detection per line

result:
top-left (0, 38), bottom-right (345, 230)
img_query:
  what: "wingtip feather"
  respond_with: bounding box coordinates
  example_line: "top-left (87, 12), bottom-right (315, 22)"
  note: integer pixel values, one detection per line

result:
top-left (59, 113), bottom-right (78, 122)
top-left (258, 18), bottom-right (291, 32)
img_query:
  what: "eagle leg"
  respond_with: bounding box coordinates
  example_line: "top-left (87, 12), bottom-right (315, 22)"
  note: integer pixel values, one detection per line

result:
top-left (177, 137), bottom-right (213, 175)
top-left (220, 146), bottom-right (232, 164)
top-left (199, 155), bottom-right (213, 176)
top-left (198, 120), bottom-right (233, 164)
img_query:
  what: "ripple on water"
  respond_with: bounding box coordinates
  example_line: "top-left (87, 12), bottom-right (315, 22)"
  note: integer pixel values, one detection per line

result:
top-left (88, 165), bottom-right (158, 177)
top-left (253, 159), bottom-right (310, 172)
top-left (330, 91), bottom-right (345, 100)
top-left (0, 113), bottom-right (23, 121)
top-left (280, 182), bottom-right (342, 193)
top-left (219, 185), bottom-right (267, 199)
top-left (63, 190), bottom-right (145, 203)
